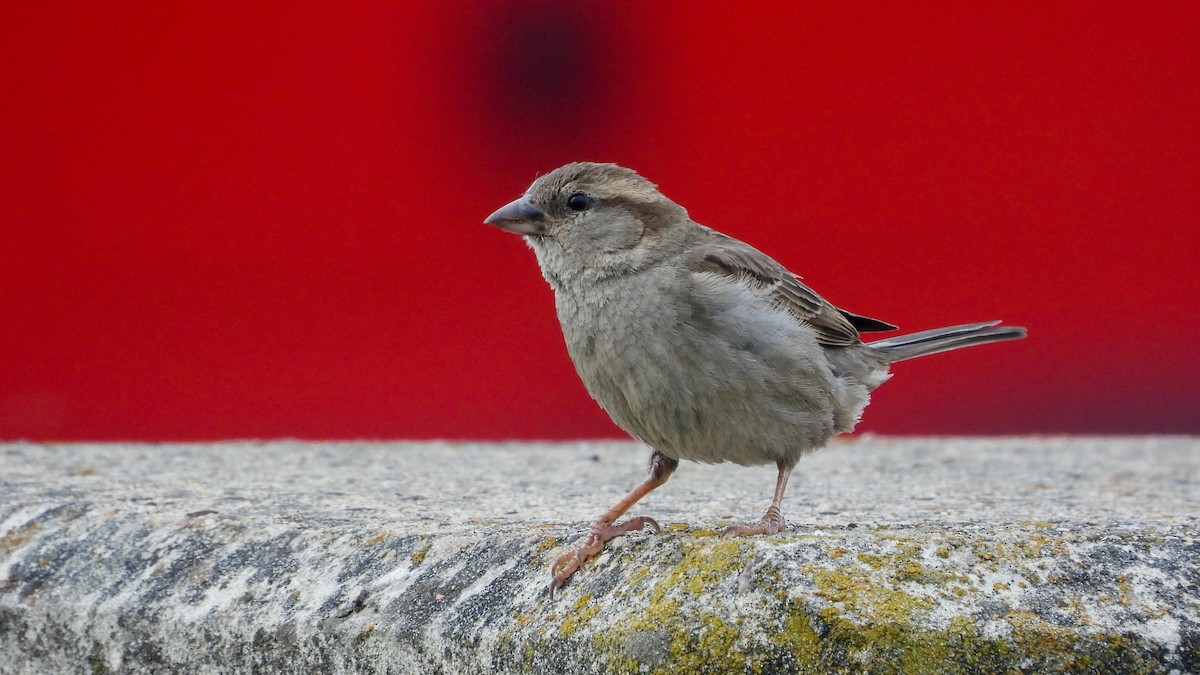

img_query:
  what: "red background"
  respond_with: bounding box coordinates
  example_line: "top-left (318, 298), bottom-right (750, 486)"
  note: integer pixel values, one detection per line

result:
top-left (2, 2), bottom-right (1197, 441)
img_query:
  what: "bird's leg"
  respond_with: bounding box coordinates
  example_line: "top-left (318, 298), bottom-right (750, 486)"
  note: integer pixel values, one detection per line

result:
top-left (550, 450), bottom-right (678, 594)
top-left (723, 460), bottom-right (794, 537)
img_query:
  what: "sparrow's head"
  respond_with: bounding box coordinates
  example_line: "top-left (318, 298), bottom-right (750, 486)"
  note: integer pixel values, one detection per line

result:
top-left (485, 162), bottom-right (689, 280)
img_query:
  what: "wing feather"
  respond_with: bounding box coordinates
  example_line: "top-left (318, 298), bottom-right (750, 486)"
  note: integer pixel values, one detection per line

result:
top-left (690, 230), bottom-right (895, 347)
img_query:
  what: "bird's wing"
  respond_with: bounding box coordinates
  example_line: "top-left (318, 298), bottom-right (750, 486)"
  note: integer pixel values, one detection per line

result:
top-left (691, 231), bottom-right (896, 347)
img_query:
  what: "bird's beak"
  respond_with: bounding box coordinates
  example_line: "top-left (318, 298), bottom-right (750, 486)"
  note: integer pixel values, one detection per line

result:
top-left (485, 197), bottom-right (548, 236)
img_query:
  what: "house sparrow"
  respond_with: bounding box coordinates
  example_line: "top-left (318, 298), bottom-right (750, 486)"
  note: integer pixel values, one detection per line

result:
top-left (485, 162), bottom-right (1026, 592)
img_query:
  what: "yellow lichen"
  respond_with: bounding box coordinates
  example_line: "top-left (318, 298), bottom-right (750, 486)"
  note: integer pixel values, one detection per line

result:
top-left (577, 529), bottom-right (1163, 674)
top-left (666, 540), bottom-right (747, 597)
top-left (354, 622), bottom-right (377, 644)
top-left (811, 567), bottom-right (933, 625)
top-left (410, 544), bottom-right (432, 566)
top-left (590, 539), bottom-right (758, 673)
top-left (772, 602), bottom-right (822, 669)
top-left (857, 553), bottom-right (884, 569)
top-left (1020, 520), bottom-right (1055, 529)
top-left (1116, 581), bottom-right (1135, 608)
top-left (0, 521), bottom-right (39, 553)
top-left (559, 593), bottom-right (600, 636)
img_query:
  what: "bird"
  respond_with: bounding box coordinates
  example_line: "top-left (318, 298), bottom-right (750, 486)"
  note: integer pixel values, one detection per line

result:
top-left (484, 162), bottom-right (1026, 593)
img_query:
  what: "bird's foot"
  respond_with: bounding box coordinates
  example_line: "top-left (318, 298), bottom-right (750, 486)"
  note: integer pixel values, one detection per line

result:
top-left (549, 516), bottom-right (661, 594)
top-left (721, 508), bottom-right (786, 537)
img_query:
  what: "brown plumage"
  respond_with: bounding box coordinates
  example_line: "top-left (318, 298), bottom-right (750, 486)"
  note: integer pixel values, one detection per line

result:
top-left (485, 162), bottom-right (1026, 593)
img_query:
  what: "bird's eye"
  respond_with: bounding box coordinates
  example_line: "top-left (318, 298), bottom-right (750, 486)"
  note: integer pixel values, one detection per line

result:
top-left (566, 192), bottom-right (593, 211)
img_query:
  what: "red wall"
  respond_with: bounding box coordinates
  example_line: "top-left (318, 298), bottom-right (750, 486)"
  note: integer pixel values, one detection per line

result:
top-left (2, 2), bottom-right (1197, 440)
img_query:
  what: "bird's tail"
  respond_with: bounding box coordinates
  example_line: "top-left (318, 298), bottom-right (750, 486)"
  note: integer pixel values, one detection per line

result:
top-left (866, 321), bottom-right (1026, 363)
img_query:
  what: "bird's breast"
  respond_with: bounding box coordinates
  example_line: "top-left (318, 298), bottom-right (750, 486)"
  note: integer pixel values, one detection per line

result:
top-left (550, 270), bottom-right (839, 465)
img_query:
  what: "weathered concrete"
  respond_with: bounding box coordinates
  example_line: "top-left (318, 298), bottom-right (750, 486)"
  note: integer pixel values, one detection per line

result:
top-left (1, 437), bottom-right (1197, 673)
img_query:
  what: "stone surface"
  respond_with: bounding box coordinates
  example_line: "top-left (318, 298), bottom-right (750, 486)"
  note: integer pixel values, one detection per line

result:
top-left (0, 437), bottom-right (1197, 673)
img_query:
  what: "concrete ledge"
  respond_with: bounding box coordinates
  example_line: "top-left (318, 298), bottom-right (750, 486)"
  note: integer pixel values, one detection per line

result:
top-left (1, 438), bottom-right (1197, 673)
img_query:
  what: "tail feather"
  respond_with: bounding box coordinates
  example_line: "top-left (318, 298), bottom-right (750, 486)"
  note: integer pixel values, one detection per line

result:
top-left (867, 321), bottom-right (1026, 363)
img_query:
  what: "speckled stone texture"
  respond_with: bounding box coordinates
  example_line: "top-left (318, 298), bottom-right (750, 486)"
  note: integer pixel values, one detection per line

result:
top-left (1, 438), bottom-right (1197, 674)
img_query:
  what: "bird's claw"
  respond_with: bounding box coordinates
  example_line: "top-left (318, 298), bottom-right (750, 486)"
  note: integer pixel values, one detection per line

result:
top-left (721, 510), bottom-right (786, 537)
top-left (549, 516), bottom-right (661, 595)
